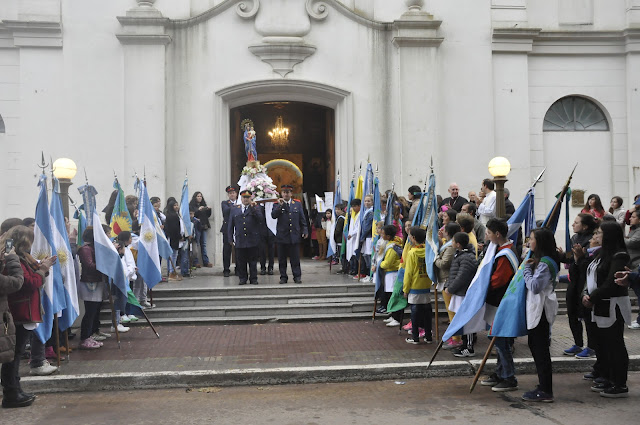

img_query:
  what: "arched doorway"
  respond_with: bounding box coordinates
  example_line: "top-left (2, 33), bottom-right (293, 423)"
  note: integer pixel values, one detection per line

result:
top-left (229, 101), bottom-right (335, 199)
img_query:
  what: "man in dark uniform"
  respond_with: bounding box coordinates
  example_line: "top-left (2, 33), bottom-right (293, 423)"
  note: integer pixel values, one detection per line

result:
top-left (220, 185), bottom-right (238, 277)
top-left (258, 203), bottom-right (276, 275)
top-left (227, 190), bottom-right (263, 285)
top-left (271, 184), bottom-right (308, 283)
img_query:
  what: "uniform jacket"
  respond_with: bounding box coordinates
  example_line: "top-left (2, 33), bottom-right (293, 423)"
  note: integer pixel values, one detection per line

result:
top-left (1, 254), bottom-right (24, 362)
top-left (359, 208), bottom-right (373, 244)
top-left (271, 199), bottom-right (308, 244)
top-left (8, 257), bottom-right (45, 324)
top-left (403, 245), bottom-right (432, 295)
top-left (220, 199), bottom-right (236, 237)
top-left (485, 242), bottom-right (517, 307)
top-left (228, 203), bottom-right (264, 248)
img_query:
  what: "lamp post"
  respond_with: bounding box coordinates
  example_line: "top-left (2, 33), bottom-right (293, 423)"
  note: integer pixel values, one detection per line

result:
top-left (488, 156), bottom-right (511, 219)
top-left (53, 158), bottom-right (78, 220)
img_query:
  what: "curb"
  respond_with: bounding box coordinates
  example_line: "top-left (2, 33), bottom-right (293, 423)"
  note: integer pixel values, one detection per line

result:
top-left (22, 355), bottom-right (640, 394)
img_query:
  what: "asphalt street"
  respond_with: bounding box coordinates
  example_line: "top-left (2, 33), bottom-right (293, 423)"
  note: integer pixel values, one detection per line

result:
top-left (6, 372), bottom-right (639, 425)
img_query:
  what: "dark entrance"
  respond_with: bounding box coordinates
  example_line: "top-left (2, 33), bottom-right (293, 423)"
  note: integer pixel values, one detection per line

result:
top-left (229, 102), bottom-right (335, 198)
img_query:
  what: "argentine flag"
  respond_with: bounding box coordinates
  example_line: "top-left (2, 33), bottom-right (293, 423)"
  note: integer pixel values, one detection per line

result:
top-left (327, 176), bottom-right (342, 258)
top-left (422, 171), bottom-right (440, 285)
top-left (137, 182), bottom-right (163, 289)
top-left (180, 177), bottom-right (192, 236)
top-left (32, 175), bottom-right (66, 343)
top-left (136, 178), bottom-right (172, 260)
top-left (92, 209), bottom-right (130, 297)
top-left (50, 178), bottom-right (80, 331)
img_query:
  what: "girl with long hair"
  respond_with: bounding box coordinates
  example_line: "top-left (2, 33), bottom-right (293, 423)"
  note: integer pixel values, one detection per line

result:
top-left (582, 221), bottom-right (631, 397)
top-left (189, 192), bottom-right (212, 267)
top-left (521, 227), bottom-right (559, 402)
top-left (581, 194), bottom-right (606, 221)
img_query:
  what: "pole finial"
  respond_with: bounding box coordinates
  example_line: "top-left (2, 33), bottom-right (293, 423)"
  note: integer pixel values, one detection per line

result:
top-left (37, 152), bottom-right (49, 173)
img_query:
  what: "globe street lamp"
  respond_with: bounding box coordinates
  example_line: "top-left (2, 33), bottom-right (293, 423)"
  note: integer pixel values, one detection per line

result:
top-left (53, 158), bottom-right (77, 219)
top-left (488, 156), bottom-right (510, 219)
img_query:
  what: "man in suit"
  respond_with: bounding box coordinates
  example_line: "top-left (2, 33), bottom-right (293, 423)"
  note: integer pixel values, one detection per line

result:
top-left (221, 185), bottom-right (238, 277)
top-left (258, 203), bottom-right (276, 275)
top-left (228, 190), bottom-right (263, 285)
top-left (271, 184), bottom-right (308, 283)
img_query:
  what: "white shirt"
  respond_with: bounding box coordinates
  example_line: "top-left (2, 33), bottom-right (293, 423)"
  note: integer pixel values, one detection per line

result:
top-left (477, 190), bottom-right (496, 225)
top-left (121, 246), bottom-right (137, 281)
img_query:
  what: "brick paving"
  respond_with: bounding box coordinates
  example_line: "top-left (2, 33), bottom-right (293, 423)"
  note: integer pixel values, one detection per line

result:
top-left (21, 316), bottom-right (640, 376)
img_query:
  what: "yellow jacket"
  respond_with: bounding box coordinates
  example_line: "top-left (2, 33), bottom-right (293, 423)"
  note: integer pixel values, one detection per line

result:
top-left (403, 245), bottom-right (433, 294)
top-left (380, 237), bottom-right (403, 272)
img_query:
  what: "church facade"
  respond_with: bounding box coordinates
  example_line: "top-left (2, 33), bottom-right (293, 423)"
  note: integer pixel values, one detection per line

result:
top-left (1, 0), bottom-right (639, 261)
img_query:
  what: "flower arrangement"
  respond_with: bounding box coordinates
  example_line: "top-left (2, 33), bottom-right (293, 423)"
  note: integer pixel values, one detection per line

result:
top-left (242, 164), bottom-right (268, 176)
top-left (246, 177), bottom-right (278, 199)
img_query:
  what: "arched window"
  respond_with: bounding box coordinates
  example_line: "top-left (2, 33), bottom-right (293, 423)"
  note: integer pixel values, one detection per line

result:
top-left (543, 96), bottom-right (609, 131)
top-left (0, 114), bottom-right (5, 133)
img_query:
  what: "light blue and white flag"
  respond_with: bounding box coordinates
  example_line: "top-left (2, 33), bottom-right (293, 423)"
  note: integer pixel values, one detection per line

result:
top-left (506, 188), bottom-right (535, 246)
top-left (180, 177), bottom-right (193, 237)
top-left (137, 180), bottom-right (163, 289)
top-left (93, 208), bottom-right (130, 298)
top-left (422, 171), bottom-right (440, 285)
top-left (136, 178), bottom-right (172, 260)
top-left (50, 177), bottom-right (79, 331)
top-left (32, 175), bottom-right (66, 343)
top-left (77, 184), bottom-right (98, 227)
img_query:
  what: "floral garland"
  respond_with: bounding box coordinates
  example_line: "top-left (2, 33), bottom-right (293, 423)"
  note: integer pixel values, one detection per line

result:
top-left (246, 177), bottom-right (278, 199)
top-left (241, 164), bottom-right (268, 176)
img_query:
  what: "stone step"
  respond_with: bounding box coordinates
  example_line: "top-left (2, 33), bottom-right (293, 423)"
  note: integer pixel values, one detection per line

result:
top-left (148, 282), bottom-right (374, 298)
top-left (147, 293), bottom-right (374, 308)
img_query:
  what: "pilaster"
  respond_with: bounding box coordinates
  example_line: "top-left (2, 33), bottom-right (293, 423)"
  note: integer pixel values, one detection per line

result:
top-left (117, 0), bottom-right (171, 196)
top-left (392, 1), bottom-right (443, 189)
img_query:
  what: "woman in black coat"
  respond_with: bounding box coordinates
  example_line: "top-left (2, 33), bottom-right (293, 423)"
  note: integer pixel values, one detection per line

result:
top-left (165, 199), bottom-right (186, 280)
top-left (189, 192), bottom-right (212, 267)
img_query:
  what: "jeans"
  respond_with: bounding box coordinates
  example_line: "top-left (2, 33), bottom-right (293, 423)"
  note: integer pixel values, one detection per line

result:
top-left (410, 303), bottom-right (432, 341)
top-left (1, 325), bottom-right (30, 392)
top-left (179, 245), bottom-right (190, 276)
top-left (199, 228), bottom-right (210, 265)
top-left (494, 336), bottom-right (516, 380)
top-left (29, 332), bottom-right (46, 368)
top-left (81, 300), bottom-right (102, 340)
top-left (169, 249), bottom-right (179, 273)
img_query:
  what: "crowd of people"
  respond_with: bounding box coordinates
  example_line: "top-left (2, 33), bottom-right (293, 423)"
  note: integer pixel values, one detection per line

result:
top-left (316, 181), bottom-right (639, 401)
top-left (1, 177), bottom-right (639, 408)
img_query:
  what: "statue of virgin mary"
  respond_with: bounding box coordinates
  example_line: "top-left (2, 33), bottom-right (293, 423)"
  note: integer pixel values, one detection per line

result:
top-left (242, 119), bottom-right (258, 162)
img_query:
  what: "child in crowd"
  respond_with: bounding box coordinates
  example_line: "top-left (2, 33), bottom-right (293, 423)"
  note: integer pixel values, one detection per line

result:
top-left (369, 221), bottom-right (386, 284)
top-left (375, 225), bottom-right (403, 327)
top-left (403, 226), bottom-right (433, 344)
top-left (435, 222), bottom-right (462, 350)
top-left (115, 231), bottom-right (136, 332)
top-left (446, 232), bottom-right (479, 357)
top-left (521, 227), bottom-right (559, 402)
top-left (333, 204), bottom-right (346, 269)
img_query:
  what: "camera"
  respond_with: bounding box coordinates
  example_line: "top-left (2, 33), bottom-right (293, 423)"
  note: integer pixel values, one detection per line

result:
top-left (5, 238), bottom-right (14, 252)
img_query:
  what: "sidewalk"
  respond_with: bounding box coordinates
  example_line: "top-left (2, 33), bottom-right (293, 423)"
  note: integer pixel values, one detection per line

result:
top-left (21, 315), bottom-right (640, 393)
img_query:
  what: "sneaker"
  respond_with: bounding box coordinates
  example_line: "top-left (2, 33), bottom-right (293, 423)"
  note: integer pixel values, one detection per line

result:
top-left (563, 345), bottom-right (582, 355)
top-left (492, 377), bottom-right (518, 392)
top-left (127, 315), bottom-right (139, 322)
top-left (92, 333), bottom-right (107, 341)
top-left (89, 337), bottom-right (103, 347)
top-left (481, 373), bottom-right (500, 387)
top-left (111, 324), bottom-right (130, 333)
top-left (628, 322), bottom-right (640, 330)
top-left (402, 321), bottom-right (412, 331)
top-left (30, 360), bottom-right (58, 376)
top-left (424, 336), bottom-right (433, 344)
top-left (583, 372), bottom-right (597, 381)
top-left (361, 276), bottom-right (371, 282)
top-left (405, 338), bottom-right (420, 345)
top-left (522, 387), bottom-right (554, 403)
top-left (97, 331), bottom-right (111, 338)
top-left (575, 347), bottom-right (596, 359)
top-left (443, 338), bottom-right (463, 350)
top-left (419, 329), bottom-right (426, 338)
top-left (383, 317), bottom-right (394, 323)
top-left (452, 347), bottom-right (475, 358)
top-left (386, 319), bottom-right (400, 327)
top-left (312, 256), bottom-right (320, 260)
top-left (120, 315), bottom-right (131, 324)
top-left (79, 338), bottom-right (100, 350)
top-left (600, 386), bottom-right (629, 398)
top-left (591, 381), bottom-right (613, 392)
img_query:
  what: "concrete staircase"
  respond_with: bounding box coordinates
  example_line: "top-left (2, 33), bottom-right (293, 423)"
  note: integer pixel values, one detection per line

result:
top-left (99, 267), bottom-right (638, 327)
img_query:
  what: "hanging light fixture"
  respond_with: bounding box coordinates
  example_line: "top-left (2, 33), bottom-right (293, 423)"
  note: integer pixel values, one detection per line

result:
top-left (268, 116), bottom-right (289, 146)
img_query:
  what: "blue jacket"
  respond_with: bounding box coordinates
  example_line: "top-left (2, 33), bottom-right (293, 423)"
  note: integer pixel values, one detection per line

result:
top-left (359, 208), bottom-right (373, 244)
top-left (220, 200), bottom-right (236, 239)
top-left (271, 199), bottom-right (308, 244)
top-left (228, 204), bottom-right (263, 248)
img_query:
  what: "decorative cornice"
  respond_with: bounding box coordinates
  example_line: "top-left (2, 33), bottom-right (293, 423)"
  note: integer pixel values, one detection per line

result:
top-left (493, 27), bottom-right (640, 54)
top-left (306, 0), bottom-right (329, 21)
top-left (0, 20), bottom-right (63, 48)
top-left (116, 34), bottom-right (172, 45)
top-left (171, 0), bottom-right (260, 28)
top-left (248, 42), bottom-right (316, 77)
top-left (392, 11), bottom-right (443, 48)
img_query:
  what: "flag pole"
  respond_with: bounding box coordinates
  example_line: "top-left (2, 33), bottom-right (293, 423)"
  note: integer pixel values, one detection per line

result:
top-left (140, 308), bottom-right (160, 339)
top-left (64, 330), bottom-right (70, 362)
top-left (469, 164), bottom-right (577, 392)
top-left (107, 279), bottom-right (121, 350)
top-left (426, 340), bottom-right (444, 370)
top-left (54, 315), bottom-right (61, 367)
